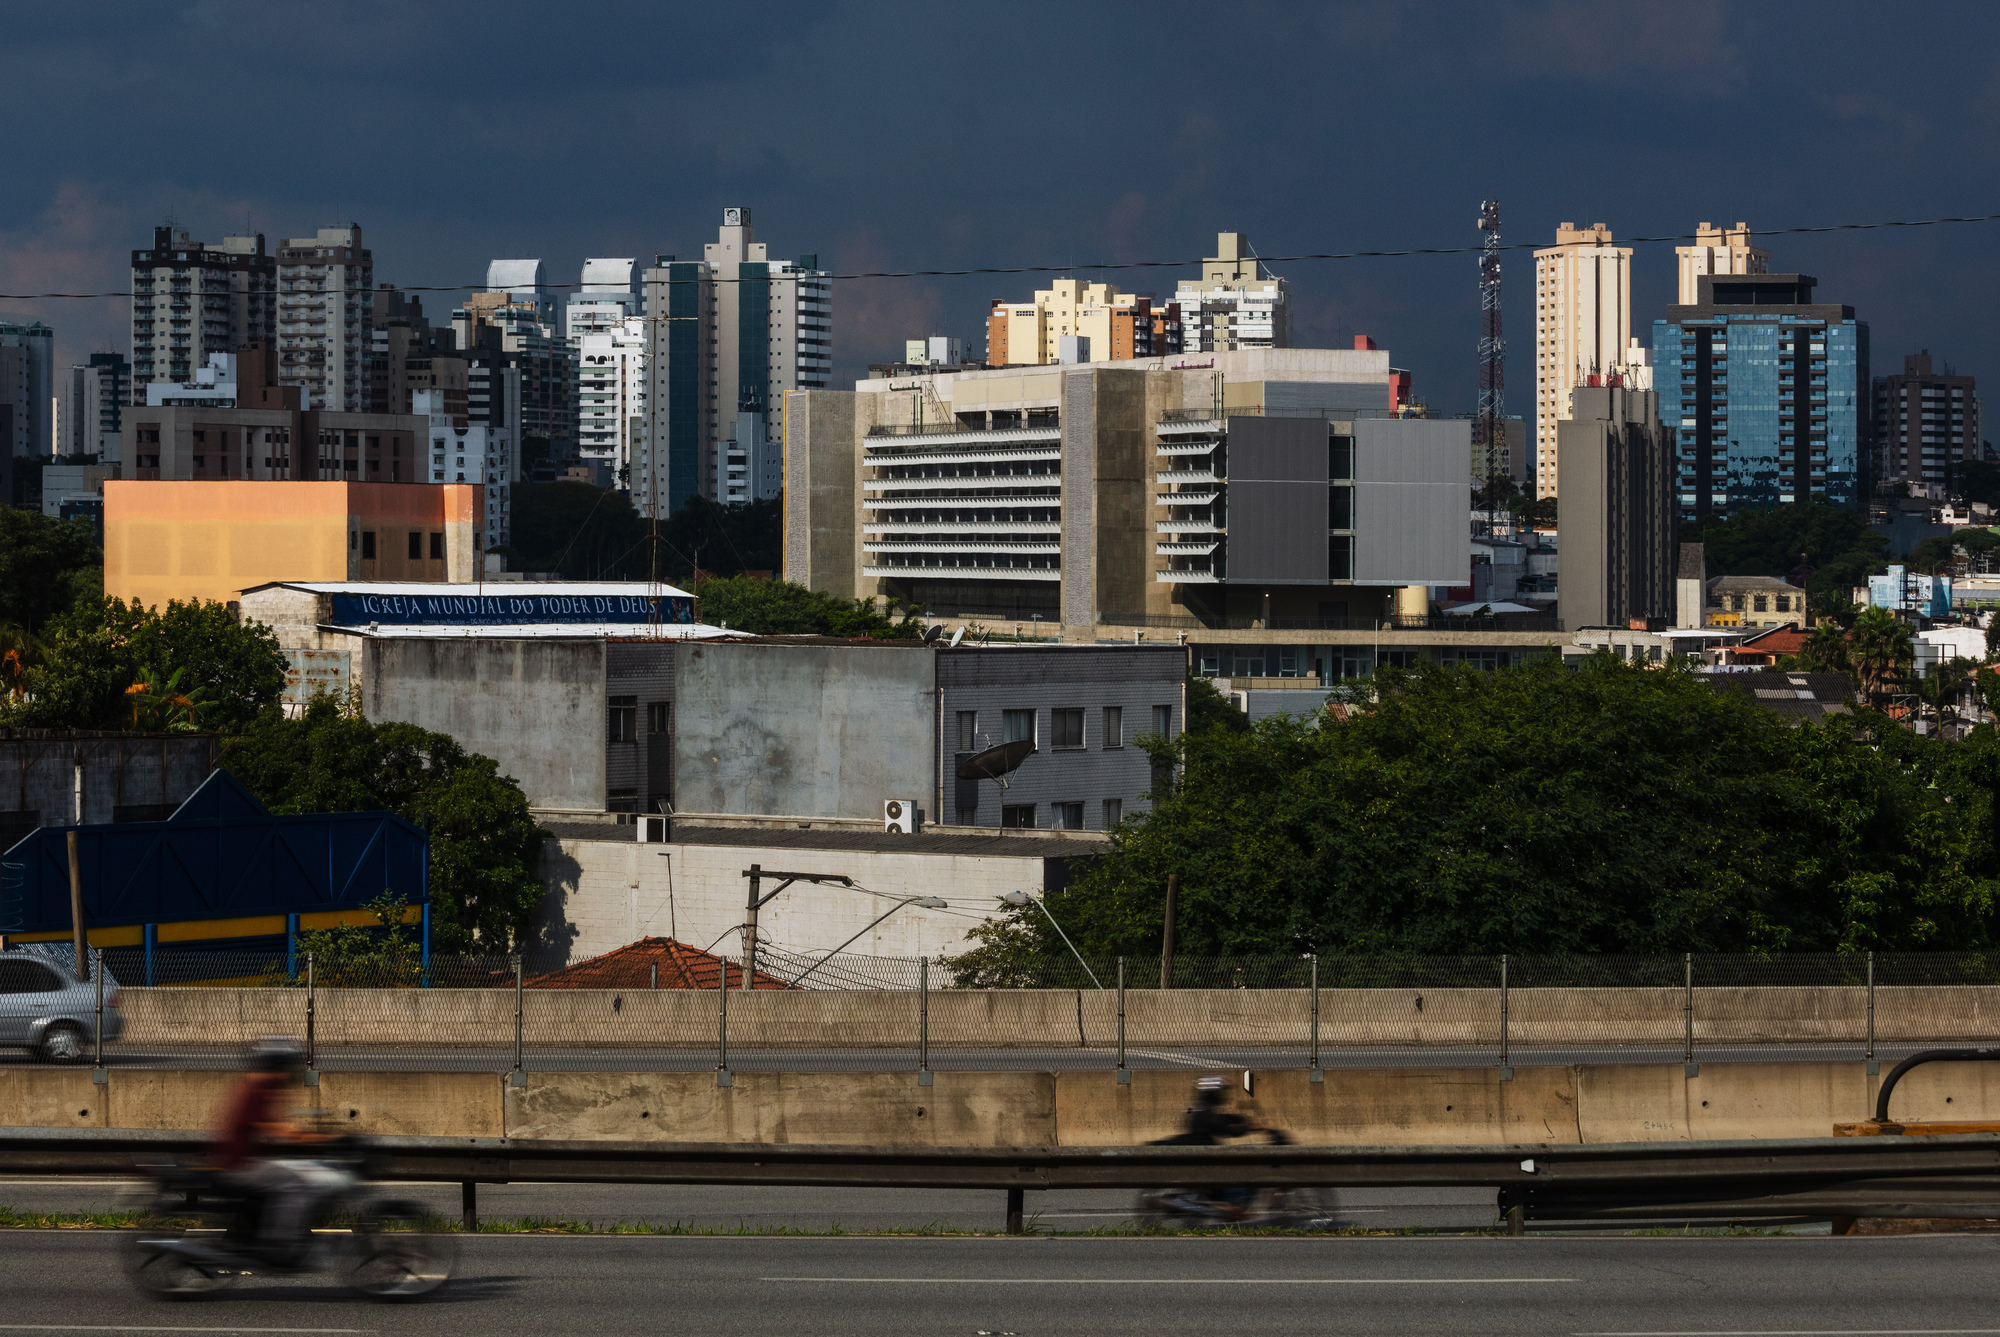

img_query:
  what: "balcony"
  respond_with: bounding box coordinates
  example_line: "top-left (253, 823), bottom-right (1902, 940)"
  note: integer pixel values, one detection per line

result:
top-left (1156, 540), bottom-right (1219, 556)
top-left (1158, 489), bottom-right (1219, 506)
top-left (862, 560), bottom-right (1060, 581)
top-left (864, 421), bottom-right (1059, 450)
top-left (1158, 519), bottom-right (1224, 535)
top-left (865, 520), bottom-right (1059, 535)
top-left (1157, 439), bottom-right (1223, 456)
top-left (1156, 467), bottom-right (1221, 483)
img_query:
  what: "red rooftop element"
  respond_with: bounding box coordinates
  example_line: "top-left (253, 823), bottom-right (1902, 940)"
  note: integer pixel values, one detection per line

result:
top-left (524, 936), bottom-right (795, 990)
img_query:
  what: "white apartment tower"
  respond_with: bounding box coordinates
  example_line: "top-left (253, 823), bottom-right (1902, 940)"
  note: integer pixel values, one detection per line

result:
top-left (641, 208), bottom-right (831, 514)
top-left (277, 225), bottom-right (373, 411)
top-left (128, 226), bottom-right (276, 400)
top-left (565, 258), bottom-right (642, 340)
top-left (575, 318), bottom-right (647, 483)
top-left (1175, 232), bottom-right (1291, 352)
top-left (1531, 222), bottom-right (1632, 499)
top-left (1676, 221), bottom-right (1768, 305)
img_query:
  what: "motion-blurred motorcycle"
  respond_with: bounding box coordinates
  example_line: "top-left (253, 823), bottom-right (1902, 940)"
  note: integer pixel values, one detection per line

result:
top-left (119, 1135), bottom-right (454, 1300)
top-left (1136, 1128), bottom-right (1342, 1230)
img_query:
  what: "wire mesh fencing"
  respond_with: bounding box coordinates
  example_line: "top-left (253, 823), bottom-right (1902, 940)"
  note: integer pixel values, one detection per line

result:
top-left (40, 947), bottom-right (2000, 1074)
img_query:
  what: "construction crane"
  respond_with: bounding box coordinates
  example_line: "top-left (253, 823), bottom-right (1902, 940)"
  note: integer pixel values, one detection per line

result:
top-left (1475, 200), bottom-right (1507, 520)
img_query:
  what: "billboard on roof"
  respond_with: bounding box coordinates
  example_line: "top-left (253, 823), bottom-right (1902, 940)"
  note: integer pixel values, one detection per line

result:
top-left (330, 590), bottom-right (694, 627)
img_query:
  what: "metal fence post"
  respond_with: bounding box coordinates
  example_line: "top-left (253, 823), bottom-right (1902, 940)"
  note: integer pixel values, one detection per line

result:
top-left (1867, 951), bottom-right (1878, 1077)
top-left (1683, 952), bottom-right (1698, 1078)
top-left (918, 956), bottom-right (933, 1087)
top-left (304, 953), bottom-right (318, 1087)
top-left (1309, 954), bottom-right (1323, 1083)
top-left (716, 954), bottom-right (732, 1087)
top-left (510, 954), bottom-right (525, 1088)
top-left (1499, 953), bottom-right (1512, 1082)
top-left (1115, 956), bottom-right (1129, 1085)
top-left (91, 947), bottom-right (106, 1084)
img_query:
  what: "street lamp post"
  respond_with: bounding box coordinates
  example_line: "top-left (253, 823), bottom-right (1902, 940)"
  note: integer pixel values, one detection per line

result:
top-left (1000, 890), bottom-right (1101, 988)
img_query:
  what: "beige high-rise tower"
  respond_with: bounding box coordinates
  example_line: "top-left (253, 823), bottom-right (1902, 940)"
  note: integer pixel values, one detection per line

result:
top-left (1532, 222), bottom-right (1631, 499)
top-left (1676, 221), bottom-right (1767, 305)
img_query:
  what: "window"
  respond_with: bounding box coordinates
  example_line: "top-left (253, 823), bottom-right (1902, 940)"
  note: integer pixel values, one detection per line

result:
top-left (360, 530), bottom-right (376, 559)
top-left (1153, 704), bottom-right (1173, 737)
top-left (1102, 798), bottom-right (1123, 828)
top-left (1329, 484), bottom-right (1353, 531)
top-left (1004, 709), bottom-right (1034, 744)
top-left (1753, 595), bottom-right (1768, 612)
top-left (1329, 534), bottom-right (1354, 581)
top-left (0, 959), bottom-right (61, 993)
top-left (607, 788), bottom-right (638, 814)
top-left (1000, 804), bottom-right (1036, 829)
top-left (407, 531), bottom-right (421, 560)
top-left (430, 532), bottom-right (444, 559)
top-left (1051, 708), bottom-right (1084, 749)
top-left (1052, 801), bottom-right (1084, 830)
top-left (1329, 434), bottom-right (1354, 480)
top-left (647, 702), bottom-right (671, 734)
top-left (1775, 595), bottom-right (1791, 613)
top-left (608, 695), bottom-right (637, 744)
top-left (956, 711), bottom-right (977, 752)
top-left (1102, 706), bottom-right (1123, 748)
top-left (956, 806), bottom-right (978, 826)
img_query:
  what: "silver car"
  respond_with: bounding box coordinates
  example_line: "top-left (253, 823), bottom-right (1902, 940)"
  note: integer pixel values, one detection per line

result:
top-left (0, 947), bottom-right (124, 1062)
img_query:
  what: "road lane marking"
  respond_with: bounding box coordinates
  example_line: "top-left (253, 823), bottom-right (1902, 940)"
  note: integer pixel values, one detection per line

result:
top-left (764, 1277), bottom-right (1575, 1284)
top-left (1576, 1330), bottom-right (2000, 1335)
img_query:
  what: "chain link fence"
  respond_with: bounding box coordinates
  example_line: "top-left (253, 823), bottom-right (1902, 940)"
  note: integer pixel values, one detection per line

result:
top-left (41, 947), bottom-right (2000, 1074)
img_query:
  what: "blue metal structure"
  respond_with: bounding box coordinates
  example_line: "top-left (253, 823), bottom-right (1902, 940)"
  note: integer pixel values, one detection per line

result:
top-left (0, 769), bottom-right (429, 957)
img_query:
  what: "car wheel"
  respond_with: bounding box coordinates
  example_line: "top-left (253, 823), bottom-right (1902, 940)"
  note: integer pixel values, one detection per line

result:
top-left (39, 1021), bottom-right (86, 1063)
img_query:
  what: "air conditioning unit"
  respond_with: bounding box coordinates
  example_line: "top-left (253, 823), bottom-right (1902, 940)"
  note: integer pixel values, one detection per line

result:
top-left (635, 815), bottom-right (669, 843)
top-left (884, 799), bottom-right (921, 834)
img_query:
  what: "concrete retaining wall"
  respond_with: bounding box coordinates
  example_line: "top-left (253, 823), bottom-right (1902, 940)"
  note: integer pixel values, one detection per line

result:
top-left (8, 1059), bottom-right (2000, 1147)
top-left (112, 984), bottom-right (2000, 1050)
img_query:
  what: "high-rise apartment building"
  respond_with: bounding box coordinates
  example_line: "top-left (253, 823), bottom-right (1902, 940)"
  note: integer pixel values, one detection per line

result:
top-left (1676, 221), bottom-right (1768, 305)
top-left (486, 260), bottom-right (556, 331)
top-left (565, 259), bottom-right (642, 340)
top-left (1653, 273), bottom-right (1869, 521)
top-left (128, 227), bottom-right (275, 397)
top-left (1532, 222), bottom-right (1633, 499)
top-left (1175, 232), bottom-right (1290, 353)
top-left (575, 318), bottom-right (647, 483)
top-left (1556, 384), bottom-right (1673, 630)
top-left (640, 208), bottom-right (831, 515)
top-left (0, 320), bottom-right (55, 464)
top-left (276, 225), bottom-right (373, 411)
top-left (986, 280), bottom-right (1181, 366)
top-left (1873, 351), bottom-right (1982, 492)
top-left (453, 289), bottom-right (573, 457)
top-left (368, 286), bottom-right (469, 425)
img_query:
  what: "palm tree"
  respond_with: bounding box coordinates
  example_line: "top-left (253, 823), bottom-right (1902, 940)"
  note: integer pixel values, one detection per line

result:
top-left (1915, 657), bottom-right (1974, 739)
top-left (1847, 606), bottom-right (1914, 707)
top-left (1796, 622), bottom-right (1851, 674)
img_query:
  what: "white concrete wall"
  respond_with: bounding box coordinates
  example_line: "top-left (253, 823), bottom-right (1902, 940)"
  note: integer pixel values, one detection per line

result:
top-left (537, 837), bottom-right (1055, 965)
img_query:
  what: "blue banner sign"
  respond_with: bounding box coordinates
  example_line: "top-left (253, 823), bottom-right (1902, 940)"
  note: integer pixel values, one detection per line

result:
top-left (330, 591), bottom-right (695, 627)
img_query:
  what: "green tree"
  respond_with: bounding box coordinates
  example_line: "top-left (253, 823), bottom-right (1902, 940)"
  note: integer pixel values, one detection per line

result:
top-left (0, 508), bottom-right (102, 632)
top-left (1915, 658), bottom-right (1976, 740)
top-left (1848, 605), bottom-right (1914, 705)
top-left (282, 889), bottom-right (423, 986)
top-left (502, 481), bottom-right (649, 579)
top-left (221, 697), bottom-right (548, 950)
top-left (3, 597), bottom-right (286, 733)
top-left (1680, 500), bottom-right (1889, 611)
top-left (1184, 674), bottom-right (1249, 735)
top-left (693, 576), bottom-right (922, 639)
top-left (949, 658), bottom-right (2000, 962)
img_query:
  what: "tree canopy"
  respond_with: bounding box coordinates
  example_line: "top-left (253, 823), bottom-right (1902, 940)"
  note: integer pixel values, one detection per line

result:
top-left (1679, 500), bottom-right (1889, 613)
top-left (502, 485), bottom-right (782, 582)
top-left (221, 697), bottom-right (548, 951)
top-left (958, 657), bottom-right (2000, 966)
top-left (0, 508), bottom-right (102, 634)
top-left (693, 575), bottom-right (924, 638)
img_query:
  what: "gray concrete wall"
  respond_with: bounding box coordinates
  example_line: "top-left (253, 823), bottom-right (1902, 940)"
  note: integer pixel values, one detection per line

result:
top-left (0, 734), bottom-right (219, 832)
top-left (673, 641), bottom-right (935, 820)
top-left (365, 637), bottom-right (607, 811)
top-left (782, 390), bottom-right (857, 595)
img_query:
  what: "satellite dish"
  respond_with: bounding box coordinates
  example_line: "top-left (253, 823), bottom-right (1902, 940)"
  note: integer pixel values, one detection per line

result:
top-left (947, 627), bottom-right (965, 648)
top-left (957, 739), bottom-right (1036, 789)
top-left (921, 624), bottom-right (944, 645)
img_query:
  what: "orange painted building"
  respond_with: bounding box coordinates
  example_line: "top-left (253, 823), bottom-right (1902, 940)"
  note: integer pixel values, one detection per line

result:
top-left (105, 480), bottom-right (484, 609)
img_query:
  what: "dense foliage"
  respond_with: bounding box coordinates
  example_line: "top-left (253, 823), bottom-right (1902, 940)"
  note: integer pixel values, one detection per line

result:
top-left (694, 576), bottom-right (924, 638)
top-left (222, 697), bottom-right (548, 951)
top-left (1678, 500), bottom-right (1889, 614)
top-left (0, 509), bottom-right (101, 634)
top-left (953, 657), bottom-right (2000, 968)
top-left (503, 484), bottom-right (781, 582)
top-left (3, 596), bottom-right (286, 732)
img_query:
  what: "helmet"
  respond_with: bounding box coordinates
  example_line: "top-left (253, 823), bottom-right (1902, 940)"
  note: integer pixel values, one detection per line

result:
top-left (1195, 1075), bottom-right (1226, 1105)
top-left (252, 1036), bottom-right (306, 1074)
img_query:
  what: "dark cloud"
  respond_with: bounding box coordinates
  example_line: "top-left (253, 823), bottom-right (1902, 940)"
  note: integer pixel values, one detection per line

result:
top-left (2, 0), bottom-right (1998, 415)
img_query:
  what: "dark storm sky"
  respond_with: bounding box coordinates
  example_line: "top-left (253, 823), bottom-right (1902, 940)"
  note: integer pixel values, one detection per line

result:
top-left (4, 0), bottom-right (1997, 413)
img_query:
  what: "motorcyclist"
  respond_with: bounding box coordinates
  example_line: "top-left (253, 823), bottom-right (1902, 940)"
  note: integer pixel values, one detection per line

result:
top-left (210, 1038), bottom-right (345, 1264)
top-left (1177, 1076), bottom-right (1272, 1220)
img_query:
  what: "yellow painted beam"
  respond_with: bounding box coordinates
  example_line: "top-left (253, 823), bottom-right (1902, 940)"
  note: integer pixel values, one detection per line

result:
top-left (156, 915), bottom-right (286, 943)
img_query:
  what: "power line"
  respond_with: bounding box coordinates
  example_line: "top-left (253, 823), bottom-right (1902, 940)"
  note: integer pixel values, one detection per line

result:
top-left (6, 210), bottom-right (1999, 301)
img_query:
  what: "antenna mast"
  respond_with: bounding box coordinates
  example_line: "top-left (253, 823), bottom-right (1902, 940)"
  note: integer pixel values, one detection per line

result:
top-left (1475, 200), bottom-right (1506, 521)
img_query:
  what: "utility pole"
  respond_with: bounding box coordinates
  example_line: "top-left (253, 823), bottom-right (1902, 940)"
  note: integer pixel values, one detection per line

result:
top-left (740, 865), bottom-right (856, 989)
top-left (1160, 873), bottom-right (1179, 989)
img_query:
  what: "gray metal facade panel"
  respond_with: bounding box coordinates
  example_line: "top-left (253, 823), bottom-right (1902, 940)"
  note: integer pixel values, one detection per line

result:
top-left (1263, 380), bottom-right (1391, 413)
top-left (1352, 418), bottom-right (1472, 586)
top-left (1227, 414), bottom-right (1328, 482)
top-left (1224, 415), bottom-right (1333, 585)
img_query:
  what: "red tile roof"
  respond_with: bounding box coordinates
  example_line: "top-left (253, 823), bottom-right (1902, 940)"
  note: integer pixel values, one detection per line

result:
top-left (525, 937), bottom-right (795, 990)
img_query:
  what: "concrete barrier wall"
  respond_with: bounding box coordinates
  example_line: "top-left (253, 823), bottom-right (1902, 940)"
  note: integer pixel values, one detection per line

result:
top-left (8, 1060), bottom-right (2000, 1146)
top-left (113, 984), bottom-right (2000, 1050)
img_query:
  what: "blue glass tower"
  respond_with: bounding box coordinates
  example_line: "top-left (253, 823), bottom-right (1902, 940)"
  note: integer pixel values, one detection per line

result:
top-left (1652, 274), bottom-right (1869, 523)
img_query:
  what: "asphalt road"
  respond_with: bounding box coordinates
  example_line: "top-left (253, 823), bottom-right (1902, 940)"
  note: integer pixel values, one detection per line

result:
top-left (0, 1177), bottom-right (1501, 1232)
top-left (4, 1232), bottom-right (1999, 1335)
top-left (0, 1043), bottom-right (1923, 1072)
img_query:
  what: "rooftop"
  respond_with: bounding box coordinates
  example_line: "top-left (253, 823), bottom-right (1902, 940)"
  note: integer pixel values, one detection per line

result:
top-left (245, 579), bottom-right (694, 600)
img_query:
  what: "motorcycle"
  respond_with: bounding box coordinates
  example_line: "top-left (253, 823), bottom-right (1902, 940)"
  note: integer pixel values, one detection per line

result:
top-left (1136, 1128), bottom-right (1342, 1230)
top-left (119, 1137), bottom-right (455, 1300)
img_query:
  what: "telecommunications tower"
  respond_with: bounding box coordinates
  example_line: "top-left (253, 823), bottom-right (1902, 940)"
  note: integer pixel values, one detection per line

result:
top-left (1475, 200), bottom-right (1506, 506)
